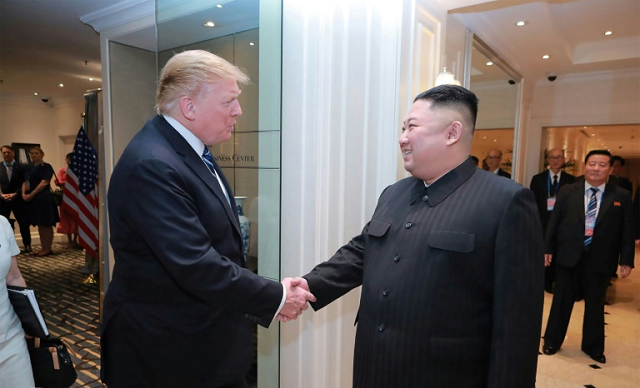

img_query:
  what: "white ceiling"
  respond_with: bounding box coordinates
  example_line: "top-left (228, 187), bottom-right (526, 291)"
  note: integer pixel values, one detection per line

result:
top-left (1, 0), bottom-right (638, 156)
top-left (451, 0), bottom-right (640, 84)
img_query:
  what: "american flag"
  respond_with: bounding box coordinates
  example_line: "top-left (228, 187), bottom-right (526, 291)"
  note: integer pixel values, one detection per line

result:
top-left (61, 127), bottom-right (99, 257)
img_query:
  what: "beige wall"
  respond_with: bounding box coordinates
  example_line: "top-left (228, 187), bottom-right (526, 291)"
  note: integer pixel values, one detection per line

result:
top-left (524, 69), bottom-right (640, 185)
top-left (108, 42), bottom-right (157, 164)
top-left (0, 96), bottom-right (84, 173)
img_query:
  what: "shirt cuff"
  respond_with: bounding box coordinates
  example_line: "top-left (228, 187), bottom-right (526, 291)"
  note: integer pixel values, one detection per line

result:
top-left (272, 283), bottom-right (286, 322)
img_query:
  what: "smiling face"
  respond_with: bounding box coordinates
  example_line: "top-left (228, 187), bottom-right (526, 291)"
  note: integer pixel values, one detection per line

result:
top-left (399, 100), bottom-right (456, 182)
top-left (584, 154), bottom-right (612, 187)
top-left (188, 79), bottom-right (242, 145)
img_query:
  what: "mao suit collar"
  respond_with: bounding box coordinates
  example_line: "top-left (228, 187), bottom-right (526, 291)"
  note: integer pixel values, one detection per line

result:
top-left (410, 157), bottom-right (477, 207)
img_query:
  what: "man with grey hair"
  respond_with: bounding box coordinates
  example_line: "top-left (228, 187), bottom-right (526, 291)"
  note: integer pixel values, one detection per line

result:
top-left (102, 50), bottom-right (315, 387)
top-left (530, 148), bottom-right (576, 293)
top-left (486, 148), bottom-right (511, 178)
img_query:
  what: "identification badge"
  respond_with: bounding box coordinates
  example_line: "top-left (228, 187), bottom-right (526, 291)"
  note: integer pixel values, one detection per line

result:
top-left (585, 218), bottom-right (595, 236)
top-left (547, 197), bottom-right (556, 211)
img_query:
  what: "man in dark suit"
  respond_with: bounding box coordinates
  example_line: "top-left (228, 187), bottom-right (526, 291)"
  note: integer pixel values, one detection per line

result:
top-left (486, 148), bottom-right (511, 178)
top-left (0, 145), bottom-right (31, 253)
top-left (101, 50), bottom-right (315, 388)
top-left (634, 184), bottom-right (640, 247)
top-left (286, 85), bottom-right (544, 387)
top-left (542, 150), bottom-right (634, 364)
top-left (608, 155), bottom-right (633, 193)
top-left (529, 148), bottom-right (576, 293)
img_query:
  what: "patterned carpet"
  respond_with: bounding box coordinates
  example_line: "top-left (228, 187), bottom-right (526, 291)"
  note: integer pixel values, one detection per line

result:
top-left (17, 243), bottom-right (104, 388)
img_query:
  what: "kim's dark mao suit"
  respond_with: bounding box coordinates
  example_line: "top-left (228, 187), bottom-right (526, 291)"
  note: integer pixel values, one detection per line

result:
top-left (304, 158), bottom-right (544, 388)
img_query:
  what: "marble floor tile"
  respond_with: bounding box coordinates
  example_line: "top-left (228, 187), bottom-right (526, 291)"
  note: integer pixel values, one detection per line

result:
top-left (536, 248), bottom-right (640, 387)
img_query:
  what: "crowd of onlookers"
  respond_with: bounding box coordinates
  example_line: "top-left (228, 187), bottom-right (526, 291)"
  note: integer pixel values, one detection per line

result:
top-left (0, 145), bottom-right (78, 256)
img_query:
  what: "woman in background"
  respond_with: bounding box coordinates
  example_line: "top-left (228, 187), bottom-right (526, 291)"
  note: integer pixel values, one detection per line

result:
top-left (22, 147), bottom-right (59, 256)
top-left (57, 153), bottom-right (79, 249)
top-left (0, 215), bottom-right (35, 387)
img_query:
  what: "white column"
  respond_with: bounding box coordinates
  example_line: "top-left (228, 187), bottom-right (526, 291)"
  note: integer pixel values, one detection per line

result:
top-left (280, 1), bottom-right (405, 387)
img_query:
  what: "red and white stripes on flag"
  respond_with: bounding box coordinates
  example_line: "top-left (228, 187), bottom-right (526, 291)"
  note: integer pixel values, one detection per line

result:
top-left (61, 127), bottom-right (99, 258)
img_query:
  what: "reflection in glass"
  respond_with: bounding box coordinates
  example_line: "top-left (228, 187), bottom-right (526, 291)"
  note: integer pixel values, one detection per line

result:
top-left (469, 39), bottom-right (519, 175)
top-left (156, 1), bottom-right (280, 386)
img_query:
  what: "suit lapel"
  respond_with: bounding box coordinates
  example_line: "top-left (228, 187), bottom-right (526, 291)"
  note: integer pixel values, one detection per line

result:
top-left (153, 116), bottom-right (242, 236)
top-left (210, 156), bottom-right (240, 226)
top-left (573, 183), bottom-right (586, 225)
top-left (595, 184), bottom-right (615, 226)
top-left (0, 164), bottom-right (8, 186)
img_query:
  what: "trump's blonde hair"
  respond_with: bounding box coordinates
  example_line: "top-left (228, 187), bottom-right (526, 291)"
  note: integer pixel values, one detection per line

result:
top-left (155, 50), bottom-right (249, 115)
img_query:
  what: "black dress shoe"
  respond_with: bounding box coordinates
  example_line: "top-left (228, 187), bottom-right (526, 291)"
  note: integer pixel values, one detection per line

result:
top-left (542, 344), bottom-right (557, 355)
top-left (585, 351), bottom-right (606, 364)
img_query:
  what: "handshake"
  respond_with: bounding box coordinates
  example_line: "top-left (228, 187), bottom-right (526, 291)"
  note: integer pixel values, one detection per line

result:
top-left (278, 277), bottom-right (316, 322)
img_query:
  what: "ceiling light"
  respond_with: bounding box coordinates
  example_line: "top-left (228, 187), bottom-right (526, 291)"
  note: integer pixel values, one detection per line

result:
top-left (604, 31), bottom-right (612, 36)
top-left (542, 55), bottom-right (550, 59)
top-left (59, 84), bottom-right (64, 87)
top-left (591, 134), bottom-right (595, 136)
top-left (89, 78), bottom-right (94, 81)
top-left (486, 61), bottom-right (493, 66)
top-left (34, 92), bottom-right (38, 96)
top-left (204, 21), bottom-right (215, 27)
top-left (249, 42), bottom-right (254, 46)
top-left (493, 139), bottom-right (497, 142)
top-left (216, 4), bottom-right (222, 8)
top-left (515, 21), bottom-right (526, 27)
top-left (434, 67), bottom-right (461, 87)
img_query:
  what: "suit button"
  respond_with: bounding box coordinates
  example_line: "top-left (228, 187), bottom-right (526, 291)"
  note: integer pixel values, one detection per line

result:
top-left (422, 195), bottom-right (428, 202)
top-left (405, 222), bottom-right (412, 229)
top-left (378, 324), bottom-right (386, 332)
top-left (382, 289), bottom-right (390, 297)
top-left (393, 255), bottom-right (401, 262)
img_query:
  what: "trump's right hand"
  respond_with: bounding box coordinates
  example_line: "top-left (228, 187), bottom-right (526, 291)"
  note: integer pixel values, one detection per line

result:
top-left (278, 277), bottom-right (315, 322)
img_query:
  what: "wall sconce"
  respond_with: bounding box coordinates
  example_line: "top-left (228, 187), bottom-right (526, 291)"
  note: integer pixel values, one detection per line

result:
top-left (435, 67), bottom-right (461, 87)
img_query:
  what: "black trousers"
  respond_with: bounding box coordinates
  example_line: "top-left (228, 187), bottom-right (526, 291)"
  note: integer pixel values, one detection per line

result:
top-left (0, 199), bottom-right (31, 247)
top-left (543, 249), bottom-right (610, 354)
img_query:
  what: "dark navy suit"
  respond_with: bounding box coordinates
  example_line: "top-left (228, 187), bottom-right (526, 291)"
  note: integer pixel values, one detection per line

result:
top-left (530, 170), bottom-right (576, 289)
top-left (0, 161), bottom-right (31, 247)
top-left (102, 115), bottom-right (282, 387)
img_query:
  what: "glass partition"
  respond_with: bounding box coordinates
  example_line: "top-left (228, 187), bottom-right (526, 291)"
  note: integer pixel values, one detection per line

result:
top-left (156, 0), bottom-right (281, 386)
top-left (467, 34), bottom-right (521, 176)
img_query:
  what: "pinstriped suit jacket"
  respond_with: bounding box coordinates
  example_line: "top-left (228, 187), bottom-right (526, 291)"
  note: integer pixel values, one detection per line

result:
top-left (305, 158), bottom-right (544, 388)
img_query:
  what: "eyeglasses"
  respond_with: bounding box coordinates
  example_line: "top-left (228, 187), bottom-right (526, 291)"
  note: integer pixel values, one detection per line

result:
top-left (547, 156), bottom-right (564, 160)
